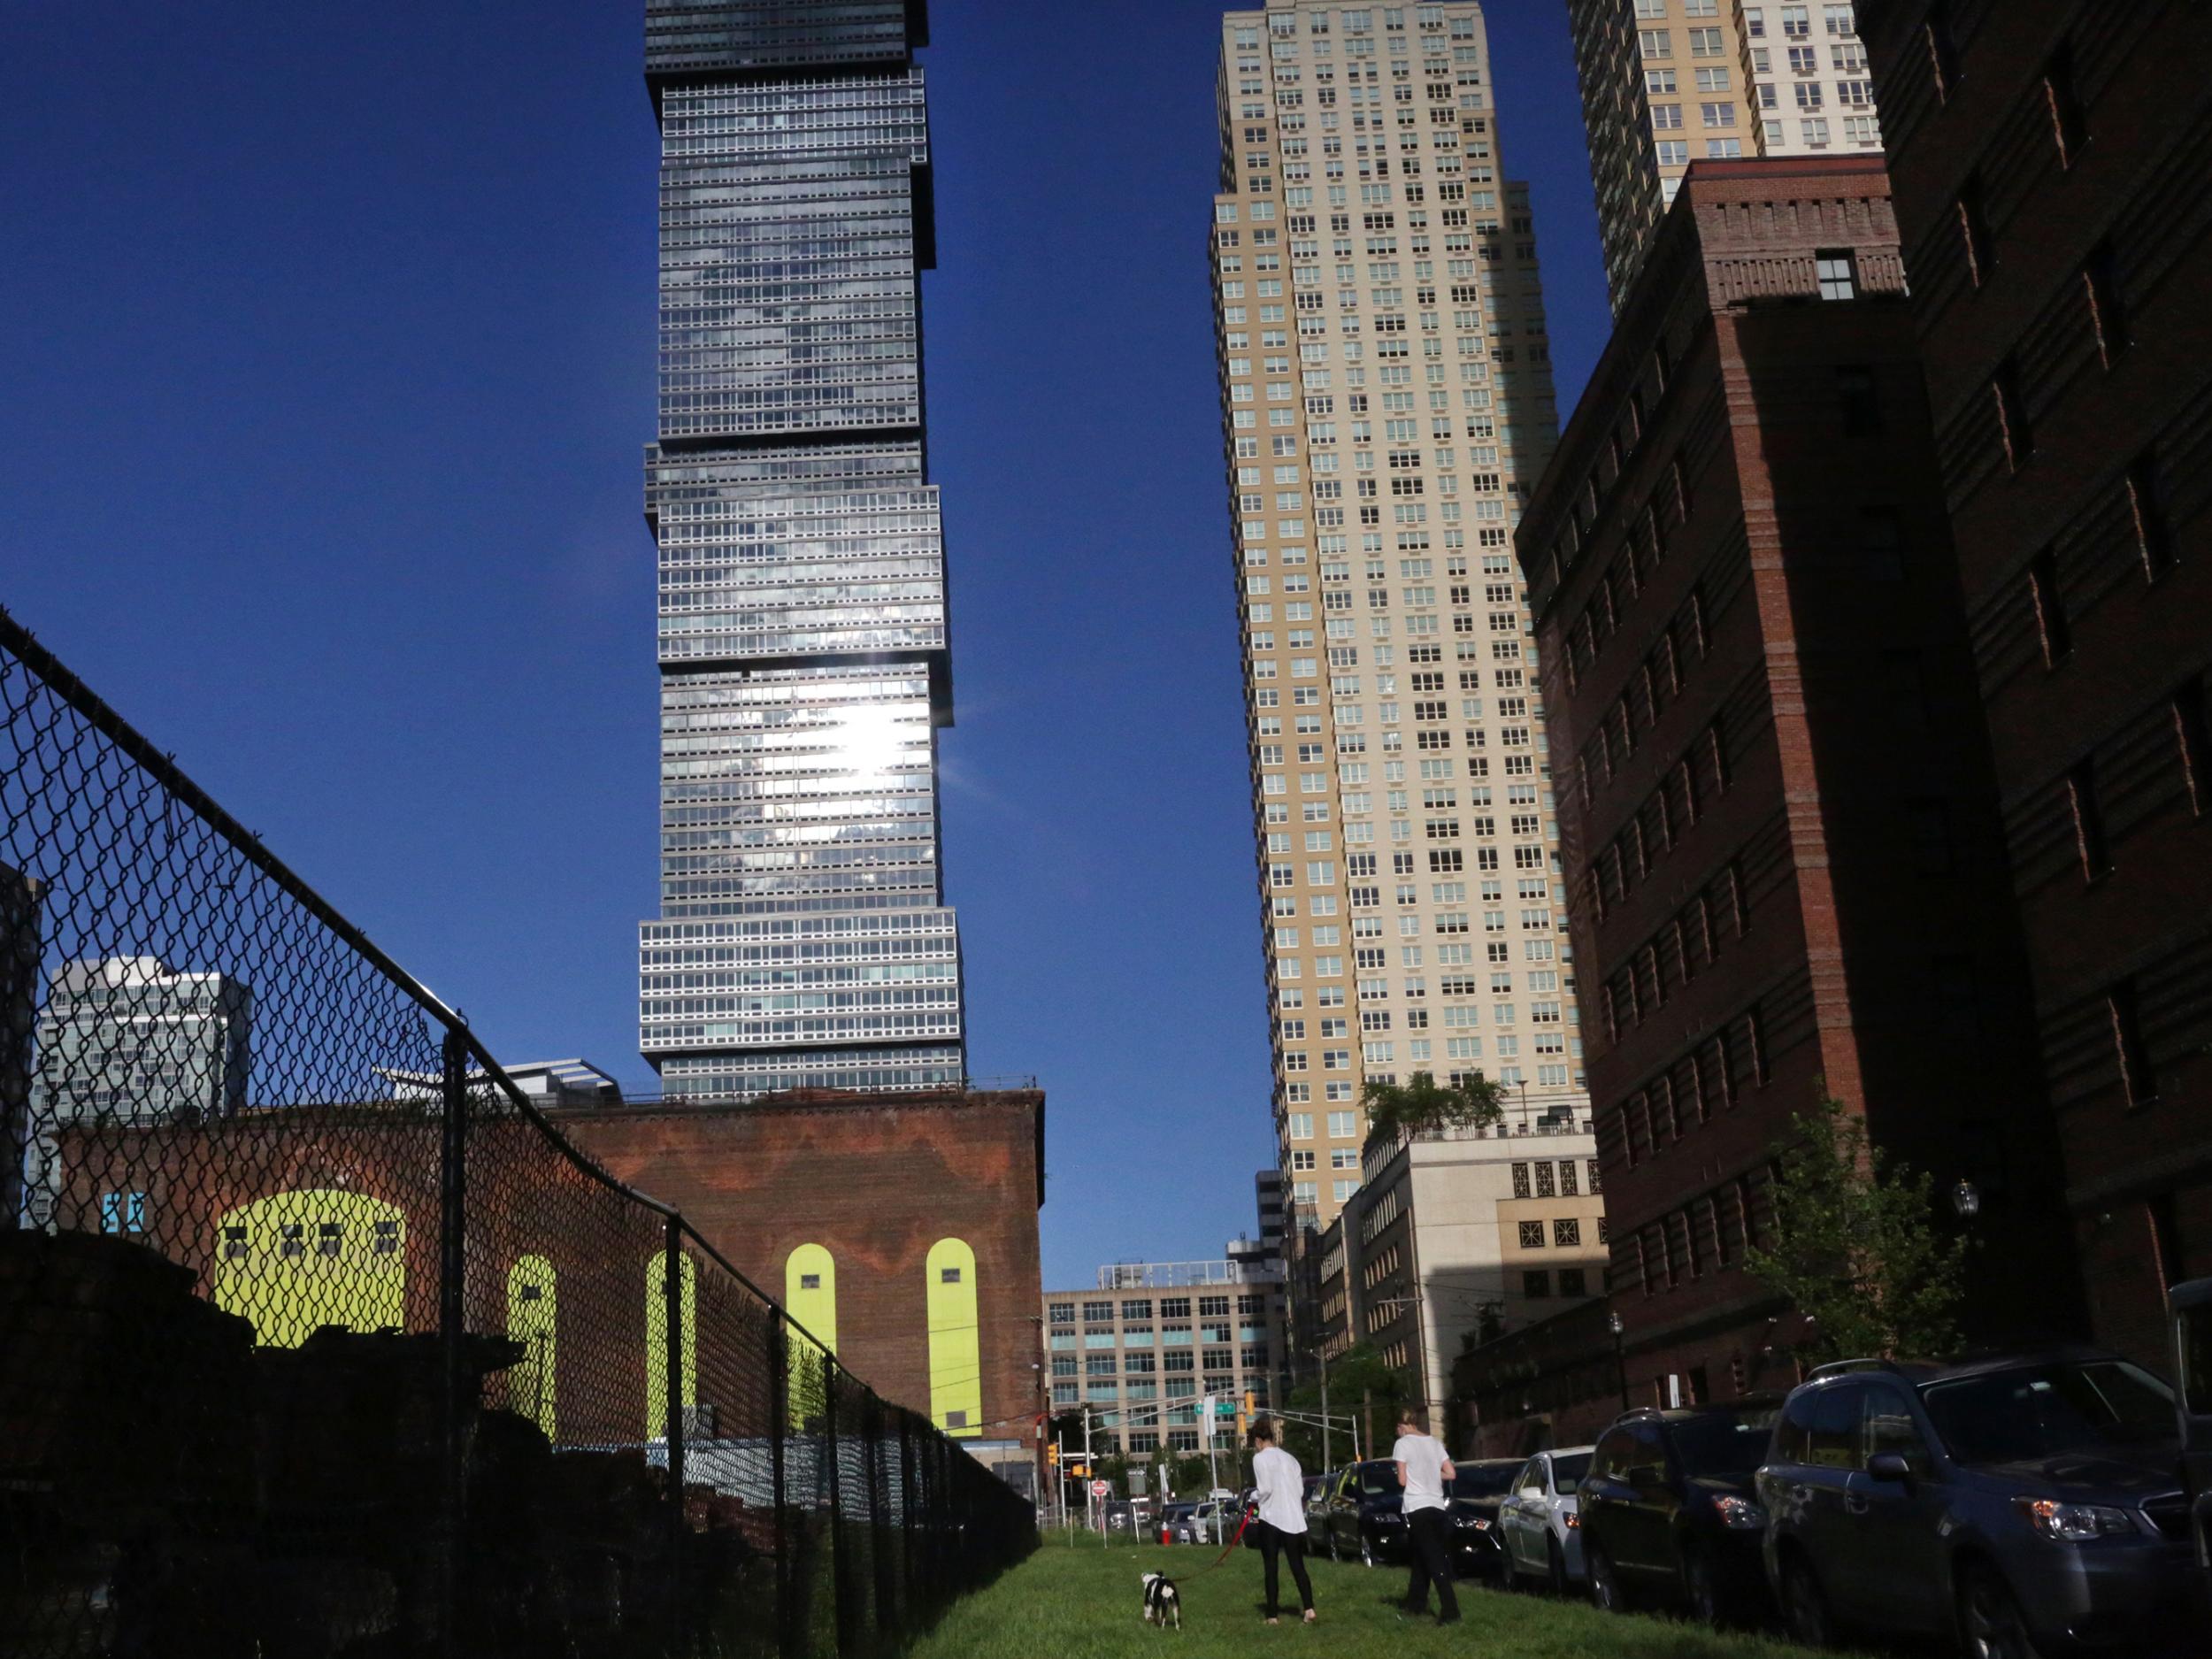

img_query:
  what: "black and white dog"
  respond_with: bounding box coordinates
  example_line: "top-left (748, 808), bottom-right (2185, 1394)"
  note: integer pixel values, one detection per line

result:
top-left (1141, 1572), bottom-right (1182, 1629)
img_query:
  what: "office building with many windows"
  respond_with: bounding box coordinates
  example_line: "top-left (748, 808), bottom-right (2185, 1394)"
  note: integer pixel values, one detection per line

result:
top-left (1043, 1257), bottom-right (1286, 1465)
top-left (1570, 2), bottom-right (1884, 312)
top-left (1210, 0), bottom-right (1592, 1268)
top-left (1310, 1102), bottom-right (1604, 1439)
top-left (636, 0), bottom-right (965, 1102)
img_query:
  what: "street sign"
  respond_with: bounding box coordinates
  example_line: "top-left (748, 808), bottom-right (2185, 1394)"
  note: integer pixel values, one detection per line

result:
top-left (1089, 1479), bottom-right (1110, 1498)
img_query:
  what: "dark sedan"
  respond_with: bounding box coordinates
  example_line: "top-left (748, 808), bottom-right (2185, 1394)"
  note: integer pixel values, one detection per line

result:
top-left (1578, 1398), bottom-right (1781, 1625)
top-left (1317, 1460), bottom-right (1409, 1566)
top-left (1447, 1458), bottom-right (1525, 1579)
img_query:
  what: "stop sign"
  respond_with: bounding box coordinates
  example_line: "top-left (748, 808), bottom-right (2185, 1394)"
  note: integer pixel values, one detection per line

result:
top-left (1090, 1479), bottom-right (1110, 1498)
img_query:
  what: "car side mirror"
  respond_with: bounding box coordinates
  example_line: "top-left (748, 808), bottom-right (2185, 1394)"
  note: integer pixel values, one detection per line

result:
top-left (1866, 1452), bottom-right (1914, 1485)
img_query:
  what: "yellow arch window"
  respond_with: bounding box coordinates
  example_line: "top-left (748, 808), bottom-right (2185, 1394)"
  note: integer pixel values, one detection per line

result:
top-left (506, 1256), bottom-right (557, 1440)
top-left (926, 1238), bottom-right (980, 1438)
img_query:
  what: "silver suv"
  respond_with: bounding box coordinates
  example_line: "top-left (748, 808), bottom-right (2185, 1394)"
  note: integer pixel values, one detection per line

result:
top-left (1755, 1351), bottom-right (2200, 1654)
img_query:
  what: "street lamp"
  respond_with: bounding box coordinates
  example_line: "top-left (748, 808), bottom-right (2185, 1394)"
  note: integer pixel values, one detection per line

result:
top-left (1951, 1179), bottom-right (1981, 1220)
top-left (1608, 1309), bottom-right (1630, 1410)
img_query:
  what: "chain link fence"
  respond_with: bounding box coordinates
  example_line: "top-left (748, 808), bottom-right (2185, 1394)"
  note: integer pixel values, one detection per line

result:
top-left (0, 609), bottom-right (1033, 1658)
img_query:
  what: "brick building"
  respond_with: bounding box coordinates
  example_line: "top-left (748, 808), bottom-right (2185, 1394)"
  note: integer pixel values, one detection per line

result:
top-left (562, 1088), bottom-right (1046, 1452)
top-left (56, 1087), bottom-right (1046, 1462)
top-left (1513, 155), bottom-right (2083, 1416)
top-left (1854, 0), bottom-right (2212, 1365)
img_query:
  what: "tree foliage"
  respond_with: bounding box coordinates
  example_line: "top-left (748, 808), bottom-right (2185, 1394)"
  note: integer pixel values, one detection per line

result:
top-left (1361, 1070), bottom-right (1506, 1141)
top-left (1271, 1343), bottom-right (1414, 1472)
top-left (1158, 1451), bottom-right (1212, 1500)
top-left (1743, 1091), bottom-right (1969, 1363)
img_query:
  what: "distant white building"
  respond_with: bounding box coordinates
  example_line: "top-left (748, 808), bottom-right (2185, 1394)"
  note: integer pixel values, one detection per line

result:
top-left (21, 954), bottom-right (251, 1228)
top-left (35, 956), bottom-right (251, 1125)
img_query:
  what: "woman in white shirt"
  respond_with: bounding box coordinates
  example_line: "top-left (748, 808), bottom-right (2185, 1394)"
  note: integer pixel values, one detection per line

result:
top-left (1248, 1416), bottom-right (1317, 1624)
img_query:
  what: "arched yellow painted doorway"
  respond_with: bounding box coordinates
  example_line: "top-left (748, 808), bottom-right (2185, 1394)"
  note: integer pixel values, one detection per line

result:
top-left (211, 1189), bottom-right (406, 1348)
top-left (507, 1256), bottom-right (557, 1440)
top-left (785, 1243), bottom-right (837, 1425)
top-left (926, 1238), bottom-right (980, 1438)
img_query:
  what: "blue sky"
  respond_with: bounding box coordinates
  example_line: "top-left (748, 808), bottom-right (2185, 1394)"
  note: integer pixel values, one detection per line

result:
top-left (1, 1), bottom-right (1609, 1287)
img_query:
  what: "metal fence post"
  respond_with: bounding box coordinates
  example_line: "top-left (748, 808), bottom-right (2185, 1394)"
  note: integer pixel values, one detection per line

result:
top-left (663, 1215), bottom-right (687, 1649)
top-left (769, 1314), bottom-right (792, 1659)
top-left (438, 1025), bottom-right (471, 1657)
top-left (897, 1412), bottom-right (915, 1644)
top-left (826, 1364), bottom-right (849, 1655)
top-left (0, 867), bottom-right (40, 1230)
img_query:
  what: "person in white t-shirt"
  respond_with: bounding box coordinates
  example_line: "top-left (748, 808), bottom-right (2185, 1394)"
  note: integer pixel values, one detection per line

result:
top-left (1247, 1416), bottom-right (1317, 1624)
top-left (1393, 1406), bottom-right (1461, 1624)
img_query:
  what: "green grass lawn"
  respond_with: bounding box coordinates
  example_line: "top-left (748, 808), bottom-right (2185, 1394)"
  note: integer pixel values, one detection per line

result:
top-left (904, 1534), bottom-right (1823, 1659)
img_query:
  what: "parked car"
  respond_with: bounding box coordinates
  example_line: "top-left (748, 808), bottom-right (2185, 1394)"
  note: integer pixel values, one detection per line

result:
top-left (1303, 1470), bottom-right (1336, 1536)
top-left (1578, 1398), bottom-right (1781, 1625)
top-left (1497, 1447), bottom-right (1594, 1593)
top-left (1189, 1498), bottom-right (1225, 1545)
top-left (1162, 1502), bottom-right (1197, 1543)
top-left (2173, 1277), bottom-right (2212, 1606)
top-left (1756, 1350), bottom-right (2199, 1654)
top-left (1317, 1460), bottom-right (1409, 1567)
top-left (1236, 1486), bottom-right (1265, 1550)
top-left (1447, 1458), bottom-right (1525, 1579)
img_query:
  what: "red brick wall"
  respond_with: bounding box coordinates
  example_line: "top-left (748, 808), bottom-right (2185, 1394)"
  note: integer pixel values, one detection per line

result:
top-left (561, 1090), bottom-right (1045, 1450)
top-left (1514, 158), bottom-right (2083, 1409)
top-left (52, 1089), bottom-right (1044, 1454)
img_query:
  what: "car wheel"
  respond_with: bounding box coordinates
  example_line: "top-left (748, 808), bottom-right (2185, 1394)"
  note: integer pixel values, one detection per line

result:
top-left (1498, 1539), bottom-right (1519, 1593)
top-left (1547, 1535), bottom-right (1568, 1594)
top-left (1780, 1553), bottom-right (1835, 1649)
top-left (1959, 1564), bottom-right (2046, 1659)
top-left (1683, 1546), bottom-right (1723, 1627)
top-left (1586, 1544), bottom-right (1628, 1615)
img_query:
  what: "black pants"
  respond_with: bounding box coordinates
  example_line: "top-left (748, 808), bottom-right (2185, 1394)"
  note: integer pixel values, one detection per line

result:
top-left (1403, 1507), bottom-right (1460, 1620)
top-left (1256, 1521), bottom-right (1313, 1617)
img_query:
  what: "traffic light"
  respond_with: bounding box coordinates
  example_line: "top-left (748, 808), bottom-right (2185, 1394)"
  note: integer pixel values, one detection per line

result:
top-left (1070, 1462), bottom-right (1089, 1479)
top-left (1048, 1445), bottom-right (1061, 1467)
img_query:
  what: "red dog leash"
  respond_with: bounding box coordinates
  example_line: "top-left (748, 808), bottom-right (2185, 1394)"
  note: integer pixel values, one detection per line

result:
top-left (1197, 1507), bottom-right (1254, 1572)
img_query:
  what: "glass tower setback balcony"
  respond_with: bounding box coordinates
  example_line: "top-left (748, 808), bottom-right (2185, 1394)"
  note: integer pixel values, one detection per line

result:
top-left (641, 9), bottom-right (961, 1102)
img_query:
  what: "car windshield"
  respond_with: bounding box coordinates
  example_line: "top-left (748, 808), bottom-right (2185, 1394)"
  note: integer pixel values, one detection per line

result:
top-left (1671, 1409), bottom-right (1778, 1478)
top-left (1451, 1463), bottom-right (1518, 1497)
top-left (1356, 1461), bottom-right (1399, 1495)
top-left (1923, 1360), bottom-right (2177, 1466)
top-left (1549, 1453), bottom-right (1593, 1493)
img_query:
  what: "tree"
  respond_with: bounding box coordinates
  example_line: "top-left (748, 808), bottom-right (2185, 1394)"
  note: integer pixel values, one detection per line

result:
top-left (1272, 1343), bottom-right (1414, 1471)
top-left (1743, 1090), bottom-right (1969, 1364)
top-left (1159, 1451), bottom-right (1212, 1499)
top-left (1361, 1070), bottom-right (1506, 1141)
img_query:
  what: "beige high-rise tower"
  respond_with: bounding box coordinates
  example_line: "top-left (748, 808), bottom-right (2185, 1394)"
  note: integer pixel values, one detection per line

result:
top-left (1210, 0), bottom-right (1590, 1253)
top-left (1570, 1), bottom-right (1884, 312)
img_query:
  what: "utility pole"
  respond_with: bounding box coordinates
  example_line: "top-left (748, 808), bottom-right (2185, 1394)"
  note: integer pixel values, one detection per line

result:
top-left (1319, 1347), bottom-right (1332, 1473)
top-left (1203, 1394), bottom-right (1220, 1501)
top-left (1082, 1403), bottom-right (1094, 1534)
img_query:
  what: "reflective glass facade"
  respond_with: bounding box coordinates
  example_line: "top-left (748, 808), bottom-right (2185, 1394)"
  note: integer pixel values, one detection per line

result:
top-left (641, 4), bottom-right (962, 1101)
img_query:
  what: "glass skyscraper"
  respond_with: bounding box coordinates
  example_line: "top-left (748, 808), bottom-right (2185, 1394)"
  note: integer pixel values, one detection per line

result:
top-left (638, 1), bottom-right (964, 1102)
